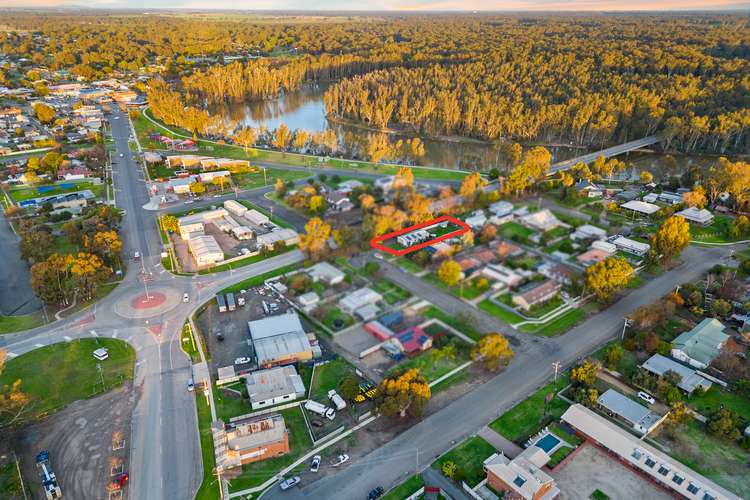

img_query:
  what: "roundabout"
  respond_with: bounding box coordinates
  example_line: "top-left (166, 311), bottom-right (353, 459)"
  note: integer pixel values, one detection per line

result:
top-left (114, 287), bottom-right (182, 319)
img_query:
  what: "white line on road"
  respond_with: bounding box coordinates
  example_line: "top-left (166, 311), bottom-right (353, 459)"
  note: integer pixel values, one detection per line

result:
top-left (90, 330), bottom-right (98, 337)
top-left (34, 343), bottom-right (44, 348)
top-left (112, 330), bottom-right (119, 338)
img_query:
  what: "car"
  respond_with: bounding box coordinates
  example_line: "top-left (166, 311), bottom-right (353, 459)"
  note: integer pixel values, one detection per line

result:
top-left (331, 454), bottom-right (349, 467)
top-left (279, 476), bottom-right (300, 491)
top-left (133, 251), bottom-right (141, 260)
top-left (213, 328), bottom-right (224, 341)
top-left (119, 153), bottom-right (124, 157)
top-left (309, 455), bottom-right (321, 473)
top-left (374, 253), bottom-right (383, 260)
top-left (184, 200), bottom-right (194, 204)
top-left (311, 419), bottom-right (324, 428)
top-left (213, 194), bottom-right (222, 198)
top-left (113, 116), bottom-right (120, 120)
top-left (182, 293), bottom-right (189, 303)
top-left (367, 486), bottom-right (385, 499)
top-left (638, 391), bottom-right (656, 405)
top-left (187, 378), bottom-right (195, 391)
top-left (234, 357), bottom-right (251, 365)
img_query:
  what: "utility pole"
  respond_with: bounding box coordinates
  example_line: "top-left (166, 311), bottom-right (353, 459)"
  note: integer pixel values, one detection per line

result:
top-left (621, 317), bottom-right (633, 340)
top-left (552, 361), bottom-right (561, 391)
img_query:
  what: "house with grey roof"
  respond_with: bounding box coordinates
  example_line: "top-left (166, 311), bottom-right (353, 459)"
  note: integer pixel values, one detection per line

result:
top-left (640, 354), bottom-right (713, 394)
top-left (245, 365), bottom-right (306, 410)
top-left (597, 389), bottom-right (663, 436)
top-left (671, 318), bottom-right (729, 369)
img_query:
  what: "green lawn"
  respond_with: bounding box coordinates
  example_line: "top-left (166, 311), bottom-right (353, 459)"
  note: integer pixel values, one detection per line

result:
top-left (0, 312), bottom-right (46, 334)
top-left (687, 385), bottom-right (750, 417)
top-left (392, 338), bottom-right (471, 382)
top-left (198, 244), bottom-right (296, 274)
top-left (310, 357), bottom-right (356, 401)
top-left (234, 168), bottom-right (309, 190)
top-left (371, 279), bottom-right (412, 304)
top-left (525, 296), bottom-right (564, 318)
top-left (321, 306), bottom-right (354, 331)
top-left (520, 308), bottom-right (585, 337)
top-left (213, 383), bottom-right (250, 422)
top-left (690, 214), bottom-right (737, 244)
top-left (0, 338), bottom-right (135, 418)
top-left (432, 436), bottom-right (496, 487)
top-left (552, 211), bottom-right (587, 228)
top-left (9, 180), bottom-right (101, 202)
top-left (396, 257), bottom-right (423, 274)
top-left (194, 392), bottom-right (221, 500)
top-left (180, 322), bottom-right (201, 363)
top-left (383, 474), bottom-right (424, 500)
top-left (221, 263), bottom-right (301, 293)
top-left (226, 406), bottom-right (312, 492)
top-left (478, 299), bottom-right (524, 325)
top-left (498, 222), bottom-right (534, 244)
top-left (423, 305), bottom-right (483, 341)
top-left (490, 373), bottom-right (571, 443)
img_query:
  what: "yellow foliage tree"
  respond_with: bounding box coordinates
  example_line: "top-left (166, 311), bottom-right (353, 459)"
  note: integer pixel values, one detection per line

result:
top-left (92, 230), bottom-right (122, 261)
top-left (375, 369), bottom-right (431, 418)
top-left (160, 214), bottom-right (179, 233)
top-left (682, 186), bottom-right (706, 208)
top-left (584, 256), bottom-right (634, 302)
top-left (233, 127), bottom-right (256, 153)
top-left (299, 217), bottom-right (331, 260)
top-left (366, 205), bottom-right (406, 237)
top-left (459, 172), bottom-right (483, 200)
top-left (471, 333), bottom-right (514, 370)
top-left (651, 215), bottom-right (691, 263)
top-left (309, 195), bottom-right (325, 214)
top-left (407, 194), bottom-right (433, 224)
top-left (273, 123), bottom-right (291, 151)
top-left (393, 166), bottom-right (414, 190)
top-left (189, 182), bottom-right (206, 194)
top-left (0, 350), bottom-right (31, 428)
top-left (437, 259), bottom-right (462, 287)
top-left (570, 359), bottom-right (602, 386)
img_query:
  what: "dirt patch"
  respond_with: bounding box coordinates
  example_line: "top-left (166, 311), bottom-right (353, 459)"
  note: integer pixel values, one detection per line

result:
top-left (18, 385), bottom-right (136, 500)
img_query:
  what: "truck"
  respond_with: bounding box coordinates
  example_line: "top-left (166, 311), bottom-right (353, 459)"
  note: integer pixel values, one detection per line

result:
top-left (304, 400), bottom-right (336, 420)
top-left (226, 292), bottom-right (236, 311)
top-left (216, 293), bottom-right (227, 313)
top-left (36, 451), bottom-right (62, 499)
top-left (327, 389), bottom-right (347, 411)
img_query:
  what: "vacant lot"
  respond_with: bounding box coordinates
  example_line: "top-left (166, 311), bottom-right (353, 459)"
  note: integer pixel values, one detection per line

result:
top-left (432, 435), bottom-right (496, 487)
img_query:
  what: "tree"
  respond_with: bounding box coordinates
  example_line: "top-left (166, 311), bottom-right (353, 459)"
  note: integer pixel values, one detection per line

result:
top-left (273, 123), bottom-right (291, 151)
top-left (682, 186), bottom-right (707, 208)
top-left (212, 175), bottom-right (229, 191)
top-left (584, 256), bottom-right (633, 302)
top-left (479, 224), bottom-right (497, 243)
top-left (299, 217), bottom-right (331, 260)
top-left (309, 195), bottom-right (326, 214)
top-left (189, 181), bottom-right (206, 194)
top-left (604, 344), bottom-right (624, 370)
top-left (69, 252), bottom-right (105, 300)
top-left (160, 214), bottom-right (179, 233)
top-left (365, 204), bottom-right (406, 237)
top-left (459, 172), bottom-right (483, 201)
top-left (664, 401), bottom-right (691, 428)
top-left (375, 369), bottom-right (431, 418)
top-left (33, 102), bottom-right (56, 124)
top-left (471, 333), bottom-right (514, 370)
top-left (0, 350), bottom-right (31, 430)
top-left (366, 133), bottom-right (391, 163)
top-left (393, 167), bottom-right (414, 190)
top-left (711, 298), bottom-right (732, 317)
top-left (651, 216), bottom-right (691, 263)
top-left (570, 359), bottom-right (602, 386)
top-left (337, 375), bottom-right (360, 402)
top-left (407, 194), bottom-right (433, 224)
top-left (707, 408), bottom-right (741, 440)
top-left (92, 230), bottom-right (122, 263)
top-left (41, 151), bottom-right (64, 175)
top-left (640, 171), bottom-right (653, 184)
top-left (233, 127), bottom-right (257, 153)
top-left (441, 461), bottom-right (458, 480)
top-left (437, 259), bottom-right (462, 287)
top-left (20, 229), bottom-right (54, 263)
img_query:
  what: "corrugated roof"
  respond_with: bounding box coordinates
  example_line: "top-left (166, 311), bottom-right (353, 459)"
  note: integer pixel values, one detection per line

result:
top-left (672, 318), bottom-right (728, 366)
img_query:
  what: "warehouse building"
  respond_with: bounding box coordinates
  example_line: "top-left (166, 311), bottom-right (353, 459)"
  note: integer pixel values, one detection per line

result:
top-left (247, 313), bottom-right (313, 368)
top-left (245, 365), bottom-right (306, 410)
top-left (187, 235), bottom-right (225, 266)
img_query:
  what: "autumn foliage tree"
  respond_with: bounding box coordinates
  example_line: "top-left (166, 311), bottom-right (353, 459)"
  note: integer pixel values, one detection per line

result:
top-left (160, 214), bottom-right (179, 233)
top-left (299, 217), bottom-right (331, 261)
top-left (437, 259), bottom-right (462, 287)
top-left (375, 369), bottom-right (431, 419)
top-left (650, 215), bottom-right (691, 264)
top-left (0, 350), bottom-right (31, 432)
top-left (471, 333), bottom-right (514, 370)
top-left (585, 256), bottom-right (633, 302)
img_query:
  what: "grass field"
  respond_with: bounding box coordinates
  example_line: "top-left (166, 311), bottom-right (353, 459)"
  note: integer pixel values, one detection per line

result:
top-left (519, 308), bottom-right (586, 336)
top-left (383, 474), bottom-right (424, 500)
top-left (432, 436), bottom-right (496, 487)
top-left (310, 357), bottom-right (356, 401)
top-left (198, 244), bottom-right (296, 274)
top-left (687, 385), bottom-right (750, 417)
top-left (498, 221), bottom-right (534, 244)
top-left (0, 312), bottom-right (46, 334)
top-left (478, 299), bottom-right (524, 325)
top-left (423, 305), bottom-right (483, 341)
top-left (0, 338), bottom-right (135, 418)
top-left (490, 373), bottom-right (571, 443)
top-left (213, 383), bottom-right (250, 421)
top-left (9, 180), bottom-right (103, 203)
top-left (194, 392), bottom-right (221, 500)
top-left (371, 279), bottom-right (412, 304)
top-left (392, 337), bottom-right (471, 382)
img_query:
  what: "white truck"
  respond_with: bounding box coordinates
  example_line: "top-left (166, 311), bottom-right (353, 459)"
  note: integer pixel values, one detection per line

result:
top-left (304, 400), bottom-right (336, 420)
top-left (36, 451), bottom-right (62, 499)
top-left (327, 389), bottom-right (347, 411)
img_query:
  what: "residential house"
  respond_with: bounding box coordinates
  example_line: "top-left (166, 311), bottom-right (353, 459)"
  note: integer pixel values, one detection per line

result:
top-left (488, 200), bottom-right (514, 217)
top-left (256, 228), bottom-right (299, 249)
top-left (247, 313), bottom-right (313, 368)
top-left (456, 256), bottom-right (482, 276)
top-left (326, 191), bottom-right (354, 212)
top-left (306, 262), bottom-right (346, 286)
top-left (640, 354), bottom-right (713, 394)
top-left (610, 236), bottom-right (650, 256)
top-left (297, 291), bottom-right (320, 313)
top-left (676, 207), bottom-right (714, 226)
top-left (212, 414), bottom-right (289, 471)
top-left (169, 176), bottom-right (196, 195)
top-left (494, 240), bottom-right (524, 259)
top-left (464, 210), bottom-right (488, 230)
top-left (397, 229), bottom-right (430, 248)
top-left (374, 176), bottom-right (395, 193)
top-left (576, 248), bottom-right (612, 267)
top-left (339, 287), bottom-right (383, 321)
top-left (245, 365), bottom-right (306, 410)
top-left (481, 264), bottom-right (524, 289)
top-left (512, 280), bottom-right (562, 311)
top-left (571, 224), bottom-right (607, 241)
top-left (520, 209), bottom-right (563, 232)
top-left (620, 200), bottom-right (660, 217)
top-left (393, 327), bottom-right (433, 355)
top-left (484, 447), bottom-right (560, 500)
top-left (561, 404), bottom-right (740, 500)
top-left (597, 389), bottom-right (663, 436)
top-left (671, 318), bottom-right (729, 369)
top-left (538, 263), bottom-right (575, 285)
top-left (575, 180), bottom-right (603, 198)
top-left (336, 179), bottom-right (363, 194)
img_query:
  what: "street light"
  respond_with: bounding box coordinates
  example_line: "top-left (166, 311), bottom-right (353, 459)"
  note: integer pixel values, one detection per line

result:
top-left (621, 317), bottom-right (633, 340)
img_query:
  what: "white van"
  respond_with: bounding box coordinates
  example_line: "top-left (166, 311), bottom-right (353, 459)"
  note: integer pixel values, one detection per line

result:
top-left (327, 389), bottom-right (347, 411)
top-left (638, 391), bottom-right (656, 405)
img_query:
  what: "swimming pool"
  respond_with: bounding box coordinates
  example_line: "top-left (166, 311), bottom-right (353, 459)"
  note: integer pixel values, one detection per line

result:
top-left (535, 433), bottom-right (561, 453)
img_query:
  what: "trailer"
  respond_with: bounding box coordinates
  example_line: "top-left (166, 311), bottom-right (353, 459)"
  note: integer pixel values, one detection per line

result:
top-left (304, 400), bottom-right (336, 420)
top-left (36, 451), bottom-right (62, 499)
top-left (226, 292), bottom-right (236, 311)
top-left (216, 293), bottom-right (227, 313)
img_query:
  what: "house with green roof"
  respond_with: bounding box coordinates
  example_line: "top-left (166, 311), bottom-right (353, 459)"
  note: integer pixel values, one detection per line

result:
top-left (671, 318), bottom-right (729, 369)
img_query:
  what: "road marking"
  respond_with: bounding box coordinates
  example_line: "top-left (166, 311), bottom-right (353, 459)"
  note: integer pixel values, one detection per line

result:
top-left (90, 330), bottom-right (98, 337)
top-left (7, 352), bottom-right (18, 358)
top-left (112, 330), bottom-right (119, 338)
top-left (64, 336), bottom-right (72, 342)
top-left (34, 343), bottom-right (44, 348)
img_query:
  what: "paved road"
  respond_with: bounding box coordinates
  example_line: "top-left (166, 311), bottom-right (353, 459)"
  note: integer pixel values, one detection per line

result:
top-left (263, 245), bottom-right (730, 500)
top-left (0, 208), bottom-right (40, 315)
top-left (548, 136), bottom-right (660, 175)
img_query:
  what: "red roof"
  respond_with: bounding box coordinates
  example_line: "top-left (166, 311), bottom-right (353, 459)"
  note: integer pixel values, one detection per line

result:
top-left (395, 327), bottom-right (432, 354)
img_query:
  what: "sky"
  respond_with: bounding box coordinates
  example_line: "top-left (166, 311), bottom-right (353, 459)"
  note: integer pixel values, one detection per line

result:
top-left (1, 0), bottom-right (749, 10)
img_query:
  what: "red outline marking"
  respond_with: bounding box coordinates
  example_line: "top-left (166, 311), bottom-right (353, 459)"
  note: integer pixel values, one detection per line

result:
top-left (370, 215), bottom-right (470, 256)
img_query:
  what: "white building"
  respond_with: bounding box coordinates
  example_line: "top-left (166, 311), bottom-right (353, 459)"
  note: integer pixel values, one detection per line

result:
top-left (306, 262), bottom-right (345, 286)
top-left (488, 201), bottom-right (514, 217)
top-left (245, 365), bottom-right (306, 410)
top-left (224, 199), bottom-right (248, 217)
top-left (244, 209), bottom-right (270, 226)
top-left (339, 287), bottom-right (383, 320)
top-left (396, 229), bottom-right (430, 248)
top-left (591, 240), bottom-right (617, 254)
top-left (571, 224), bottom-right (607, 241)
top-left (188, 235), bottom-right (225, 266)
top-left (481, 264), bottom-right (523, 289)
top-left (374, 176), bottom-right (395, 193)
top-left (611, 236), bottom-right (650, 256)
top-left (199, 170), bottom-right (230, 183)
top-left (256, 228), bottom-right (299, 249)
top-left (520, 209), bottom-right (562, 232)
top-left (676, 207), bottom-right (714, 226)
top-left (464, 210), bottom-right (488, 230)
top-left (620, 200), bottom-right (660, 216)
top-left (177, 208), bottom-right (228, 240)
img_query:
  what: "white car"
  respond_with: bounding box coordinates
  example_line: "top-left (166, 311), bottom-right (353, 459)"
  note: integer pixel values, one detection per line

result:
top-left (638, 391), bottom-right (656, 405)
top-left (119, 153), bottom-right (124, 158)
top-left (184, 200), bottom-right (194, 204)
top-left (310, 455), bottom-right (321, 473)
top-left (279, 476), bottom-right (300, 491)
top-left (234, 357), bottom-right (251, 365)
top-left (113, 116), bottom-right (120, 120)
top-left (331, 454), bottom-right (349, 467)
top-left (187, 378), bottom-right (195, 392)
top-left (182, 293), bottom-right (189, 303)
top-left (133, 251), bottom-right (141, 260)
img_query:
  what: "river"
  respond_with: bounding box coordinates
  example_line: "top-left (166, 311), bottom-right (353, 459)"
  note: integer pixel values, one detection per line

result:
top-left (209, 83), bottom-right (588, 172)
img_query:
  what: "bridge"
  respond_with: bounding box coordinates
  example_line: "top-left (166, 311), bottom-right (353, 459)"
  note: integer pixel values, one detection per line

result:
top-left (548, 135), bottom-right (660, 175)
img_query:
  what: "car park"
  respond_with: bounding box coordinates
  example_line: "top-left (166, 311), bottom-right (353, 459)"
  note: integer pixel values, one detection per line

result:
top-left (638, 391), bottom-right (655, 405)
top-left (279, 476), bottom-right (301, 490)
top-left (367, 486), bottom-right (384, 499)
top-left (310, 455), bottom-right (321, 473)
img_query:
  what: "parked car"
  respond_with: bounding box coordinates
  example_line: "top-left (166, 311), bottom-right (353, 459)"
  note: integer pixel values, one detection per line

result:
top-left (638, 391), bottom-right (655, 405)
top-left (367, 486), bottom-right (385, 499)
top-left (187, 378), bottom-right (194, 392)
top-left (133, 251), bottom-right (140, 260)
top-left (234, 357), bottom-right (251, 365)
top-left (331, 454), bottom-right (349, 467)
top-left (213, 328), bottom-right (224, 341)
top-left (119, 153), bottom-right (124, 157)
top-left (310, 455), bottom-right (321, 473)
top-left (279, 476), bottom-right (300, 491)
top-left (311, 419), bottom-right (324, 428)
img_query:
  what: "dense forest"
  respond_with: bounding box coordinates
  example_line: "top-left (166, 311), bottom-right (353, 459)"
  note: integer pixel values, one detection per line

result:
top-left (3, 12), bottom-right (750, 154)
